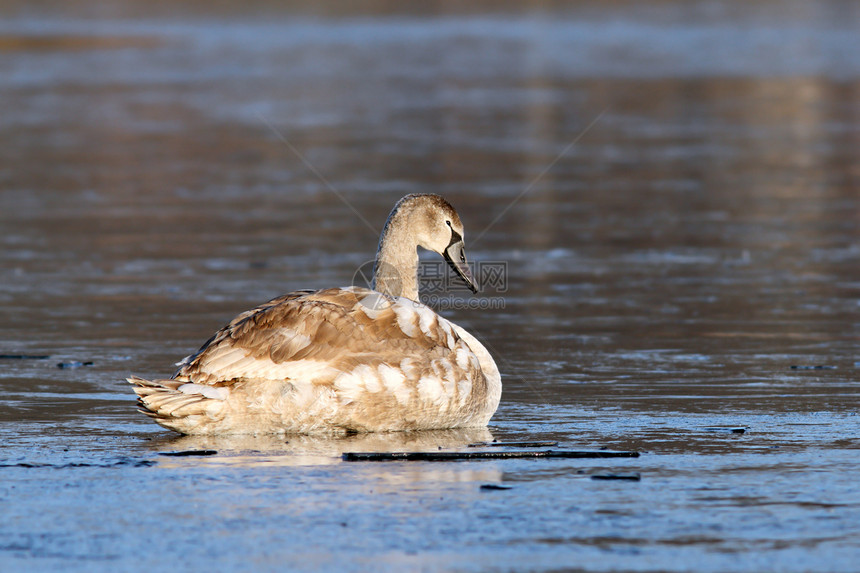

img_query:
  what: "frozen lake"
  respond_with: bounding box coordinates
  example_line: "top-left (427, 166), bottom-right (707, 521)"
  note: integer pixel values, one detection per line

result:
top-left (1, 1), bottom-right (859, 571)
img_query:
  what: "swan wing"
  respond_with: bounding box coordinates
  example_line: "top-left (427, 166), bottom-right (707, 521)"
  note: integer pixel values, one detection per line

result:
top-left (173, 287), bottom-right (480, 390)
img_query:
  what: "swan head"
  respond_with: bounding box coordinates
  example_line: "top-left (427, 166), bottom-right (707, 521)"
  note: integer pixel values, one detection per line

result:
top-left (415, 196), bottom-right (478, 294)
top-left (378, 194), bottom-right (478, 295)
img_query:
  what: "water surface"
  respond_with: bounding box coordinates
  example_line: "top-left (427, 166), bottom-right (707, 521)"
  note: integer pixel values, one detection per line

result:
top-left (1, 1), bottom-right (859, 571)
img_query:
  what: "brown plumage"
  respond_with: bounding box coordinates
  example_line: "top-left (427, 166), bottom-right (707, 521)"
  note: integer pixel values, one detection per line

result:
top-left (129, 195), bottom-right (501, 435)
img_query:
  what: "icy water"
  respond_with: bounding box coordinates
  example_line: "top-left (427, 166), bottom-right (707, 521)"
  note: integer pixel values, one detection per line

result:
top-left (2, 1), bottom-right (860, 571)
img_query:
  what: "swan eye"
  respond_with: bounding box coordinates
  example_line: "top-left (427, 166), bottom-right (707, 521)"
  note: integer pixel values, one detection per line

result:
top-left (446, 220), bottom-right (452, 228)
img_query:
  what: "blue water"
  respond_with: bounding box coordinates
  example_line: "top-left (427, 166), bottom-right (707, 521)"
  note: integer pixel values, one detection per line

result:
top-left (1, 0), bottom-right (859, 571)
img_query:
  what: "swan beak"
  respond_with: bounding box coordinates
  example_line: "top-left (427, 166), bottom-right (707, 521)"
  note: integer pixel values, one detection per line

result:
top-left (443, 239), bottom-right (478, 293)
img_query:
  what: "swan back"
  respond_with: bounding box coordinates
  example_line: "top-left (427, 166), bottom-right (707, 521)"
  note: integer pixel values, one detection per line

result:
top-left (133, 287), bottom-right (498, 434)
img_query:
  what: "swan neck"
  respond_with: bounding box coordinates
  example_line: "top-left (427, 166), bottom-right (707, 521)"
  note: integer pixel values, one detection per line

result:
top-left (372, 208), bottom-right (419, 300)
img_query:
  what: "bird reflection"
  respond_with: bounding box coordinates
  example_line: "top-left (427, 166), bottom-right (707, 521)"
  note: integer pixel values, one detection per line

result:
top-left (149, 427), bottom-right (496, 468)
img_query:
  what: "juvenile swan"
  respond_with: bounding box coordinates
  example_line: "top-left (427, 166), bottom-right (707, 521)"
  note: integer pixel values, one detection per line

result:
top-left (128, 194), bottom-right (501, 434)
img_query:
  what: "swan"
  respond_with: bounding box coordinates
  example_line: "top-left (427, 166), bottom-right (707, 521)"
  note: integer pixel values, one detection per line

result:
top-left (128, 194), bottom-right (501, 435)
